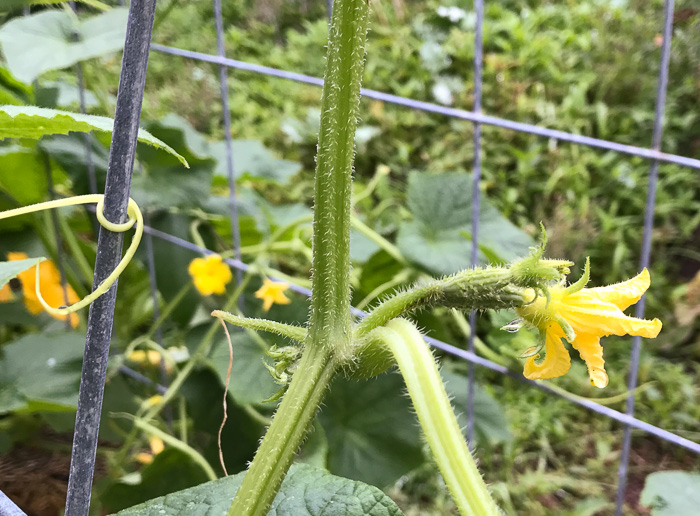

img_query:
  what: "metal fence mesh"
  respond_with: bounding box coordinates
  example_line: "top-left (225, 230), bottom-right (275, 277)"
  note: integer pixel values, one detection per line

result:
top-left (1, 0), bottom-right (699, 515)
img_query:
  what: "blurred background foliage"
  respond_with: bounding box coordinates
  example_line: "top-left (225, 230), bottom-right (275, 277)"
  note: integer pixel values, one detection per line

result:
top-left (0, 0), bottom-right (699, 514)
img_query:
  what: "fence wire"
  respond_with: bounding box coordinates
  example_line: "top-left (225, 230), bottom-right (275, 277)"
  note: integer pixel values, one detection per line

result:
top-left (2, 1), bottom-right (698, 515)
top-left (466, 0), bottom-right (484, 450)
top-left (615, 0), bottom-right (677, 512)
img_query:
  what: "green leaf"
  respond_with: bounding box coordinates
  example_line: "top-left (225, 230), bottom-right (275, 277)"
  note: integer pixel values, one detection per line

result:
top-left (132, 114), bottom-right (216, 210)
top-left (296, 421), bottom-right (329, 469)
top-left (208, 332), bottom-right (279, 405)
top-left (0, 257), bottom-right (44, 289)
top-left (0, 66), bottom-right (32, 103)
top-left (319, 373), bottom-right (424, 488)
top-left (358, 250), bottom-right (405, 297)
top-left (396, 172), bottom-right (533, 275)
top-left (0, 145), bottom-right (49, 205)
top-left (37, 80), bottom-right (100, 109)
top-left (471, 200), bottom-right (535, 264)
top-left (114, 463), bottom-right (403, 515)
top-left (102, 448), bottom-right (211, 513)
top-left (397, 221), bottom-right (471, 277)
top-left (0, 331), bottom-right (84, 414)
top-left (441, 369), bottom-right (512, 444)
top-left (2, 0), bottom-right (110, 12)
top-left (0, 9), bottom-right (126, 83)
top-left (0, 65), bottom-right (32, 105)
top-left (39, 134), bottom-right (109, 195)
top-left (131, 164), bottom-right (212, 211)
top-left (213, 140), bottom-right (302, 184)
top-left (350, 228), bottom-right (380, 262)
top-left (0, 106), bottom-right (189, 167)
top-left (178, 368), bottom-right (262, 475)
top-left (640, 471), bottom-right (700, 515)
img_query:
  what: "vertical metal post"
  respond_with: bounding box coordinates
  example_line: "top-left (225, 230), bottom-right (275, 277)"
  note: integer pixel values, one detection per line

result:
top-left (466, 0), bottom-right (484, 448)
top-left (213, 0), bottom-right (244, 310)
top-left (0, 490), bottom-right (26, 516)
top-left (64, 0), bottom-right (157, 514)
top-left (614, 1), bottom-right (674, 513)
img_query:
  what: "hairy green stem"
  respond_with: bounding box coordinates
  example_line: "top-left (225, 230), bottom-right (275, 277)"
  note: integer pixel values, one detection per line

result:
top-left (307, 0), bottom-right (369, 354)
top-left (228, 0), bottom-right (369, 513)
top-left (212, 311), bottom-right (307, 343)
top-left (373, 319), bottom-right (500, 516)
top-left (355, 267), bottom-right (524, 339)
top-left (226, 349), bottom-right (338, 515)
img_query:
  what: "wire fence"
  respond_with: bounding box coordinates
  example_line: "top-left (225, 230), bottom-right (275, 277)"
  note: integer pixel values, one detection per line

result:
top-left (1, 0), bottom-right (698, 515)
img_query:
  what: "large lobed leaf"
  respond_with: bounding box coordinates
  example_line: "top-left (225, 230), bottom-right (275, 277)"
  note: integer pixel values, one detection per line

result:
top-left (0, 105), bottom-right (188, 167)
top-left (0, 331), bottom-right (84, 414)
top-left (441, 369), bottom-right (512, 444)
top-left (319, 374), bottom-right (424, 489)
top-left (397, 172), bottom-right (533, 276)
top-left (640, 471), bottom-right (700, 516)
top-left (114, 463), bottom-right (403, 516)
top-left (207, 332), bottom-right (280, 405)
top-left (0, 9), bottom-right (126, 83)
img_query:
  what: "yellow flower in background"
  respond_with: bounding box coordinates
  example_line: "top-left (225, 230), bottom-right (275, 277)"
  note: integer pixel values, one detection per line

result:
top-left (145, 395), bottom-right (163, 408)
top-left (127, 349), bottom-right (175, 373)
top-left (255, 278), bottom-right (291, 311)
top-left (188, 254), bottom-right (232, 296)
top-left (0, 283), bottom-right (12, 302)
top-left (516, 262), bottom-right (662, 388)
top-left (128, 349), bottom-right (161, 366)
top-left (134, 436), bottom-right (165, 464)
top-left (2, 252), bottom-right (80, 328)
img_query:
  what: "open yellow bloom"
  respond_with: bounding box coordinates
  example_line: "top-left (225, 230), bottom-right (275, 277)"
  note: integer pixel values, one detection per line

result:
top-left (516, 263), bottom-right (662, 388)
top-left (255, 278), bottom-right (291, 311)
top-left (188, 254), bottom-right (232, 296)
top-left (1, 252), bottom-right (80, 328)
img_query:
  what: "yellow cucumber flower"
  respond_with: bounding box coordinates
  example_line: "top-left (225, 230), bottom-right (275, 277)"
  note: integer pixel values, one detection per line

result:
top-left (2, 252), bottom-right (80, 328)
top-left (255, 278), bottom-right (291, 311)
top-left (134, 436), bottom-right (165, 464)
top-left (188, 254), bottom-right (232, 296)
top-left (515, 259), bottom-right (662, 388)
top-left (0, 283), bottom-right (12, 302)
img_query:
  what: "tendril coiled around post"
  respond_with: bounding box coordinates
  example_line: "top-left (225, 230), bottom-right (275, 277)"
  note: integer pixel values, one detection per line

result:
top-left (0, 194), bottom-right (143, 317)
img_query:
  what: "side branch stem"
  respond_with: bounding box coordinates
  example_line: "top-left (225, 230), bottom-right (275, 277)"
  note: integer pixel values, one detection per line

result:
top-left (374, 319), bottom-right (500, 516)
top-left (355, 267), bottom-right (522, 338)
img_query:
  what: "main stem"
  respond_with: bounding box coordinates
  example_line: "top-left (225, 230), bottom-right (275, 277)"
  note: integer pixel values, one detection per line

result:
top-left (227, 0), bottom-right (369, 514)
top-left (226, 350), bottom-right (337, 515)
top-left (307, 0), bottom-right (368, 352)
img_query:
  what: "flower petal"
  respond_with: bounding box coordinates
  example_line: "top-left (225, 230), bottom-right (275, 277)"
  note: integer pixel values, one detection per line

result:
top-left (559, 295), bottom-right (662, 338)
top-left (569, 333), bottom-right (608, 388)
top-left (585, 268), bottom-right (650, 310)
top-left (524, 324), bottom-right (571, 380)
top-left (0, 283), bottom-right (13, 302)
